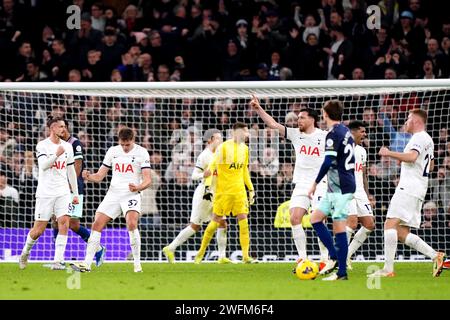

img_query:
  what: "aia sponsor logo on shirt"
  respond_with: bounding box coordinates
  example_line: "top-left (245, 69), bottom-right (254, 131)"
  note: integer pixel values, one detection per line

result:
top-left (52, 161), bottom-right (66, 170)
top-left (355, 163), bottom-right (363, 172)
top-left (115, 163), bottom-right (134, 173)
top-left (299, 145), bottom-right (320, 156)
top-left (228, 162), bottom-right (244, 170)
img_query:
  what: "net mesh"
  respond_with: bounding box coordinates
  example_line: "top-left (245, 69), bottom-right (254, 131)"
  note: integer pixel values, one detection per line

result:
top-left (0, 82), bottom-right (449, 262)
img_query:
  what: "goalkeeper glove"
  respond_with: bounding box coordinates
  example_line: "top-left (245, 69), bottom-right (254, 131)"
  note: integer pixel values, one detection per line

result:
top-left (248, 190), bottom-right (255, 206)
top-left (203, 186), bottom-right (213, 201)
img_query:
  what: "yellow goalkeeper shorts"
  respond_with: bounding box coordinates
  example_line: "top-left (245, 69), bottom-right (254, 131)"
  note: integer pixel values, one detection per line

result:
top-left (213, 193), bottom-right (249, 216)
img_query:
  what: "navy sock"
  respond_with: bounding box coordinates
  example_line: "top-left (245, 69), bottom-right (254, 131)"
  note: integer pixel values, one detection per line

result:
top-left (52, 228), bottom-right (58, 241)
top-left (335, 232), bottom-right (348, 277)
top-left (76, 226), bottom-right (91, 243)
top-left (312, 222), bottom-right (337, 260)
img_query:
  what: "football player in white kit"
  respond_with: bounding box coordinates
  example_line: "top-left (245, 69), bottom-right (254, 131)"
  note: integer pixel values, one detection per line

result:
top-left (370, 109), bottom-right (446, 278)
top-left (70, 127), bottom-right (152, 273)
top-left (19, 117), bottom-right (79, 270)
top-left (346, 121), bottom-right (375, 269)
top-left (162, 129), bottom-right (231, 264)
top-left (250, 95), bottom-right (329, 267)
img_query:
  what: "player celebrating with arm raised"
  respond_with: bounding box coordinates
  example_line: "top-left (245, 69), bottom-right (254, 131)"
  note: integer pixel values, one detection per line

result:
top-left (163, 129), bottom-right (232, 264)
top-left (369, 109), bottom-right (446, 278)
top-left (19, 117), bottom-right (79, 270)
top-left (308, 100), bottom-right (356, 281)
top-left (250, 95), bottom-right (330, 267)
top-left (194, 122), bottom-right (256, 264)
top-left (51, 120), bottom-right (106, 267)
top-left (70, 127), bottom-right (152, 273)
top-left (346, 121), bottom-right (375, 269)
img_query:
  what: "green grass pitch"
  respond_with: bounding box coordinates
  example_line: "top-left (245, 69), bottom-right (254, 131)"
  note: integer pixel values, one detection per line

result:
top-left (1, 262), bottom-right (449, 300)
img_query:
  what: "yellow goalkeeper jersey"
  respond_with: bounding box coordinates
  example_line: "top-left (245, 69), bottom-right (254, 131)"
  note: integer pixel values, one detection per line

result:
top-left (205, 139), bottom-right (253, 195)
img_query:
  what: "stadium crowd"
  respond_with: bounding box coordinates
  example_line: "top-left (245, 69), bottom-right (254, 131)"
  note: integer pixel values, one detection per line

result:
top-left (0, 0), bottom-right (449, 82)
top-left (0, 0), bottom-right (449, 258)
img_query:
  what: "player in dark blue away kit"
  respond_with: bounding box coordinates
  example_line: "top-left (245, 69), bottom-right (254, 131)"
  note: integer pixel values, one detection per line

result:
top-left (308, 100), bottom-right (356, 281)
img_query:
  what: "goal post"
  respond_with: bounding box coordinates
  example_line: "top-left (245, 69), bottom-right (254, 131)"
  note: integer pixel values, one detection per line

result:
top-left (0, 80), bottom-right (449, 263)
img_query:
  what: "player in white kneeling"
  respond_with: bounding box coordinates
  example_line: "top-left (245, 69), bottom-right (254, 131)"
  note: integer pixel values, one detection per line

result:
top-left (250, 95), bottom-right (329, 268)
top-left (370, 109), bottom-right (446, 278)
top-left (19, 117), bottom-right (79, 270)
top-left (346, 121), bottom-right (375, 269)
top-left (163, 129), bottom-right (231, 263)
top-left (70, 127), bottom-right (151, 273)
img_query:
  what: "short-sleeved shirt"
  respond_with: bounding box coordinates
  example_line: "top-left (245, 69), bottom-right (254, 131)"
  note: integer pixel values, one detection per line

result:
top-left (102, 144), bottom-right (151, 193)
top-left (194, 147), bottom-right (213, 184)
top-left (67, 136), bottom-right (85, 195)
top-left (354, 145), bottom-right (368, 199)
top-left (285, 127), bottom-right (327, 186)
top-left (324, 123), bottom-right (356, 194)
top-left (397, 131), bottom-right (434, 200)
top-left (35, 138), bottom-right (74, 198)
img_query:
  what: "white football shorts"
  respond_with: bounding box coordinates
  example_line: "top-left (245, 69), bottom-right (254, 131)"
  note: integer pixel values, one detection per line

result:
top-left (387, 189), bottom-right (423, 229)
top-left (289, 180), bottom-right (327, 211)
top-left (97, 191), bottom-right (142, 220)
top-left (34, 194), bottom-right (72, 221)
top-left (348, 195), bottom-right (373, 217)
top-left (190, 184), bottom-right (213, 225)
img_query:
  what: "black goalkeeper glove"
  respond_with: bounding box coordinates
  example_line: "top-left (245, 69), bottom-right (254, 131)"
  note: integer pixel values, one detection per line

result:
top-left (203, 186), bottom-right (213, 201)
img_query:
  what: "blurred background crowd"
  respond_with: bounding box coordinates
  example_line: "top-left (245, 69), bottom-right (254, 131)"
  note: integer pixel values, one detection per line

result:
top-left (0, 0), bottom-right (449, 82)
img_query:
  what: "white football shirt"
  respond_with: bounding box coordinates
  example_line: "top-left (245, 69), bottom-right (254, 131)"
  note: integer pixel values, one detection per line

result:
top-left (286, 127), bottom-right (327, 186)
top-left (35, 138), bottom-right (74, 198)
top-left (102, 144), bottom-right (151, 193)
top-left (354, 145), bottom-right (368, 199)
top-left (397, 131), bottom-right (434, 200)
top-left (193, 148), bottom-right (214, 185)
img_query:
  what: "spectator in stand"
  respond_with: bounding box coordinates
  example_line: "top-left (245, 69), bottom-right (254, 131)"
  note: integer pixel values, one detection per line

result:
top-left (424, 38), bottom-right (449, 78)
top-left (90, 2), bottom-right (106, 32)
top-left (68, 13), bottom-right (103, 68)
top-left (323, 25), bottom-right (353, 80)
top-left (68, 69), bottom-right (82, 82)
top-left (22, 60), bottom-right (48, 82)
top-left (99, 28), bottom-right (125, 77)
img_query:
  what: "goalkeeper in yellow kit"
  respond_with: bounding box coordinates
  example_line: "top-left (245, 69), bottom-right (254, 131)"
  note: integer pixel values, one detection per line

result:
top-left (195, 122), bottom-right (257, 264)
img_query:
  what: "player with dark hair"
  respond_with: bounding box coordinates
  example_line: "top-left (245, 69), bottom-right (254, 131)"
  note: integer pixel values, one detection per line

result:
top-left (250, 95), bottom-right (330, 268)
top-left (162, 129), bottom-right (232, 264)
top-left (308, 100), bottom-right (356, 281)
top-left (346, 120), bottom-right (375, 269)
top-left (70, 127), bottom-right (152, 273)
top-left (194, 122), bottom-right (256, 264)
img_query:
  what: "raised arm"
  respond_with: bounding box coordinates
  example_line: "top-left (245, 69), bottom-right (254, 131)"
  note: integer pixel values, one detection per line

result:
top-left (83, 165), bottom-right (110, 183)
top-left (378, 147), bottom-right (418, 163)
top-left (250, 94), bottom-right (286, 137)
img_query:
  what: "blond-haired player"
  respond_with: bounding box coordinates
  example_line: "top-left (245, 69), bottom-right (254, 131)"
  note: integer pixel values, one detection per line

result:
top-left (370, 109), bottom-right (446, 277)
top-left (194, 122), bottom-right (256, 264)
top-left (163, 129), bottom-right (231, 264)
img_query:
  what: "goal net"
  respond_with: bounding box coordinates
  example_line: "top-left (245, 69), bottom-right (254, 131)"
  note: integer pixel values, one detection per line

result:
top-left (0, 80), bottom-right (449, 263)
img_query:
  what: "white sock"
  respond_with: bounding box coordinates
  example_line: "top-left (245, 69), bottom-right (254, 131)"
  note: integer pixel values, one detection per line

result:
top-left (54, 234), bottom-right (68, 263)
top-left (84, 230), bottom-right (101, 268)
top-left (216, 228), bottom-right (227, 259)
top-left (21, 232), bottom-right (37, 256)
top-left (348, 226), bottom-right (372, 258)
top-left (318, 237), bottom-right (329, 261)
top-left (384, 229), bottom-right (398, 273)
top-left (292, 224), bottom-right (307, 260)
top-left (128, 229), bottom-right (141, 265)
top-left (346, 226), bottom-right (355, 245)
top-left (168, 225), bottom-right (196, 252)
top-left (404, 233), bottom-right (437, 260)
